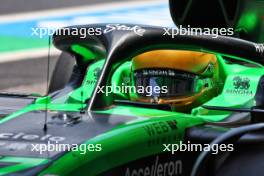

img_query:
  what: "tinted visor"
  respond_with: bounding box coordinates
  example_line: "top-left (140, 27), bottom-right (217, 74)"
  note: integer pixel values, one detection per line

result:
top-left (134, 69), bottom-right (198, 97)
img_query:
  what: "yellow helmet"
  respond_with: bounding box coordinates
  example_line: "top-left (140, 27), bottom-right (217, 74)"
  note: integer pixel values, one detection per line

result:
top-left (131, 50), bottom-right (219, 112)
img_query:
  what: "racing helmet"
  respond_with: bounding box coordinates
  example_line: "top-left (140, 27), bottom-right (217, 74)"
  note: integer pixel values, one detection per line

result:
top-left (130, 50), bottom-right (219, 112)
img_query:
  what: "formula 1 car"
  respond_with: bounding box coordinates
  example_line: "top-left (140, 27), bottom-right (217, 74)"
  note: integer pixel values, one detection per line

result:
top-left (1, 0), bottom-right (264, 176)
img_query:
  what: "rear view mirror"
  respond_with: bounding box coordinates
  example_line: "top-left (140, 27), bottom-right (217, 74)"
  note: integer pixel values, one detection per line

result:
top-left (169, 0), bottom-right (264, 43)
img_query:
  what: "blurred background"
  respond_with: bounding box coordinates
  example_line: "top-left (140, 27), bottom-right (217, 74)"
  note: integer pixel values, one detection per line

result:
top-left (0, 0), bottom-right (173, 95)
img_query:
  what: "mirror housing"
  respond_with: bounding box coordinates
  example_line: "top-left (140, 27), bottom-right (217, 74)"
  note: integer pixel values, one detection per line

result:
top-left (169, 0), bottom-right (264, 43)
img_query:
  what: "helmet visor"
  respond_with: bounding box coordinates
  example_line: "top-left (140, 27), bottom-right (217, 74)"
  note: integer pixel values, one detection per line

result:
top-left (134, 68), bottom-right (199, 98)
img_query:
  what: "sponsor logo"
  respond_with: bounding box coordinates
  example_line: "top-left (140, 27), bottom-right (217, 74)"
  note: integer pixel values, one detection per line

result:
top-left (225, 89), bottom-right (253, 96)
top-left (93, 67), bottom-right (102, 80)
top-left (233, 76), bottom-right (250, 90)
top-left (104, 24), bottom-right (145, 36)
top-left (225, 76), bottom-right (253, 96)
top-left (144, 120), bottom-right (178, 147)
top-left (86, 67), bottom-right (102, 85)
top-left (0, 133), bottom-right (65, 142)
top-left (86, 80), bottom-right (97, 85)
top-left (144, 120), bottom-right (178, 137)
top-left (125, 156), bottom-right (182, 176)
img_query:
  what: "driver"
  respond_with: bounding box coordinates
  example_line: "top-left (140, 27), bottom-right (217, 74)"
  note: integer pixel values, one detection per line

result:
top-left (130, 50), bottom-right (219, 112)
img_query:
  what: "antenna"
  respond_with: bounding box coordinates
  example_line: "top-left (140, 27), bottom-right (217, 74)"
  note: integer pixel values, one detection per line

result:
top-left (80, 90), bottom-right (85, 114)
top-left (44, 36), bottom-right (51, 132)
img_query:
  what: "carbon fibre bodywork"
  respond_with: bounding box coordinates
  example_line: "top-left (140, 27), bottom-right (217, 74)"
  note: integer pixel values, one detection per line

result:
top-left (0, 23), bottom-right (264, 176)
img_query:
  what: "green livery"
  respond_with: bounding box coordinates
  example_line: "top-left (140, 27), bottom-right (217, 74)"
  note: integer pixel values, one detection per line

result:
top-left (0, 24), bottom-right (264, 176)
top-left (1, 0), bottom-right (264, 175)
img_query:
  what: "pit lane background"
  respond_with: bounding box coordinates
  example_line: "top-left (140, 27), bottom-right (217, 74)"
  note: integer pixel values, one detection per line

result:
top-left (0, 0), bottom-right (173, 94)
